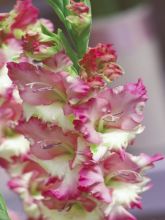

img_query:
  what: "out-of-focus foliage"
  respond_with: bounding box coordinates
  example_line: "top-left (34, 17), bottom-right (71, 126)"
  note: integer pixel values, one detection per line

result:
top-left (92, 0), bottom-right (148, 17)
top-left (0, 194), bottom-right (10, 220)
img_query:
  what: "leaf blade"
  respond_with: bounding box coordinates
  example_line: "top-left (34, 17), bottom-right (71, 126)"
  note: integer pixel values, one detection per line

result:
top-left (0, 194), bottom-right (10, 220)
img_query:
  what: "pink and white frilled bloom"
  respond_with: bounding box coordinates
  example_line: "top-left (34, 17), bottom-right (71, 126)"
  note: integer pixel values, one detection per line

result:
top-left (79, 152), bottom-right (163, 220)
top-left (11, 0), bottom-right (39, 30)
top-left (4, 53), bottom-right (163, 220)
top-left (0, 0), bottom-right (39, 34)
top-left (0, 0), bottom-right (49, 94)
top-left (7, 157), bottom-right (49, 219)
top-left (15, 117), bottom-right (78, 160)
top-left (7, 60), bottom-right (90, 106)
top-left (73, 79), bottom-right (147, 159)
top-left (0, 89), bottom-right (30, 167)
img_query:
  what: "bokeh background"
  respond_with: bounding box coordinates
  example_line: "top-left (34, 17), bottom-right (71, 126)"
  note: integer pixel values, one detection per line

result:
top-left (0, 0), bottom-right (165, 219)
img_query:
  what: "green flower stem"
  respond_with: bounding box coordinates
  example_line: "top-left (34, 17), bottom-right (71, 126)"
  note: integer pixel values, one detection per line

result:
top-left (46, 0), bottom-right (92, 72)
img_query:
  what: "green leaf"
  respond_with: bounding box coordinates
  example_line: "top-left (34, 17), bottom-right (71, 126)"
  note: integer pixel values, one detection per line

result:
top-left (45, 0), bottom-right (92, 70)
top-left (54, 0), bottom-right (64, 9)
top-left (0, 194), bottom-right (11, 220)
top-left (63, 0), bottom-right (69, 6)
top-left (47, 0), bottom-right (63, 10)
top-left (46, 0), bottom-right (66, 23)
top-left (45, 0), bottom-right (73, 43)
top-left (58, 29), bottom-right (79, 72)
top-left (63, 0), bottom-right (70, 16)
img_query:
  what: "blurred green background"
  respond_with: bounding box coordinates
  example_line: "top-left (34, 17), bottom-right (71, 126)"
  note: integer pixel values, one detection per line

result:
top-left (92, 0), bottom-right (147, 17)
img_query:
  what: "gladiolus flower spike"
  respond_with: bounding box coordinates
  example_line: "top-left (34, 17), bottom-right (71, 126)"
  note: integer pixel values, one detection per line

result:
top-left (0, 0), bottom-right (163, 220)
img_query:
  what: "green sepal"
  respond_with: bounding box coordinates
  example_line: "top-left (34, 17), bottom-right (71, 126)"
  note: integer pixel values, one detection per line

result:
top-left (74, 18), bottom-right (91, 59)
top-left (41, 24), bottom-right (63, 51)
top-left (41, 24), bottom-right (54, 37)
top-left (90, 144), bottom-right (98, 154)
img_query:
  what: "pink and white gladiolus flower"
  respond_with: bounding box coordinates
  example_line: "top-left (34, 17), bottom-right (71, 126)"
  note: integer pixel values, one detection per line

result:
top-left (0, 1), bottom-right (163, 220)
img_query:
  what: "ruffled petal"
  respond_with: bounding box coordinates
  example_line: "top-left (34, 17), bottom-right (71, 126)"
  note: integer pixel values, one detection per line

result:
top-left (92, 126), bottom-right (144, 160)
top-left (7, 62), bottom-right (90, 105)
top-left (43, 51), bottom-right (73, 72)
top-left (0, 135), bottom-right (30, 161)
top-left (45, 167), bottom-right (79, 200)
top-left (99, 79), bottom-right (147, 130)
top-left (131, 153), bottom-right (164, 171)
top-left (23, 102), bottom-right (74, 132)
top-left (16, 118), bottom-right (77, 160)
top-left (103, 153), bottom-right (140, 183)
top-left (104, 205), bottom-right (137, 220)
top-left (79, 164), bottom-right (112, 203)
top-left (73, 79), bottom-right (147, 144)
top-left (7, 62), bottom-right (67, 105)
top-left (11, 0), bottom-right (39, 30)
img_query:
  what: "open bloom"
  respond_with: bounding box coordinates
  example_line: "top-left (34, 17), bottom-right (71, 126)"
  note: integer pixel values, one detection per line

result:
top-left (7, 60), bottom-right (90, 106)
top-left (73, 79), bottom-right (147, 159)
top-left (0, 0), bottom-right (39, 35)
top-left (79, 152), bottom-right (163, 220)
